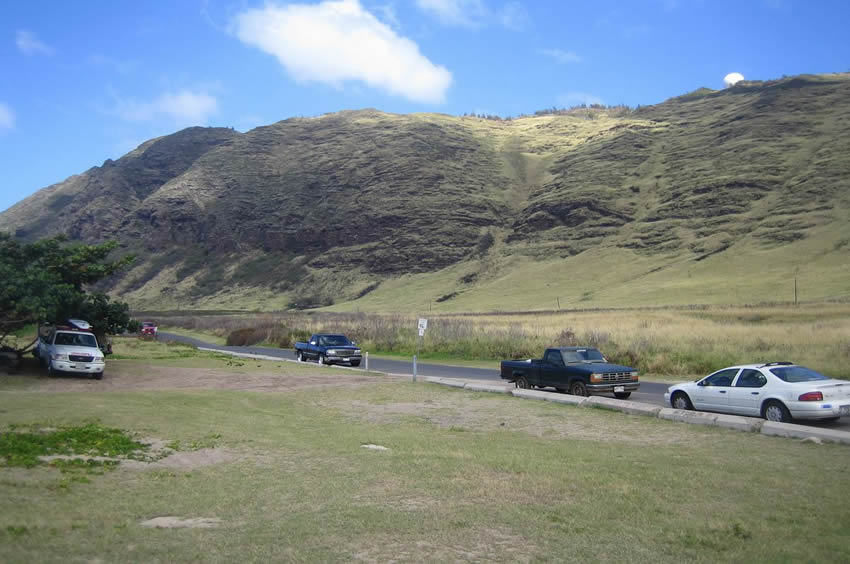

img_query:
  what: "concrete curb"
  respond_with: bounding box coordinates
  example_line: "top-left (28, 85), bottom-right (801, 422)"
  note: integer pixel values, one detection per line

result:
top-left (465, 383), bottom-right (512, 394)
top-left (761, 421), bottom-right (850, 444)
top-left (511, 389), bottom-right (551, 401)
top-left (543, 393), bottom-right (589, 406)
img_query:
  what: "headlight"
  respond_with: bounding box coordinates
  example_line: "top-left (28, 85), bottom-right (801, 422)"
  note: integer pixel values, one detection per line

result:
top-left (354, 349), bottom-right (361, 354)
top-left (51, 353), bottom-right (69, 361)
top-left (327, 349), bottom-right (337, 355)
top-left (94, 356), bottom-right (104, 363)
top-left (630, 371), bottom-right (639, 380)
top-left (590, 373), bottom-right (603, 383)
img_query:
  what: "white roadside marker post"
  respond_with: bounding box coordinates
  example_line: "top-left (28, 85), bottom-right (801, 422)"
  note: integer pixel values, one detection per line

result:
top-left (414, 318), bottom-right (427, 382)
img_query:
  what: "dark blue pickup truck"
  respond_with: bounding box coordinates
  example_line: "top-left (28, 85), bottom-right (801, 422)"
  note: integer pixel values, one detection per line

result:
top-left (294, 334), bottom-right (362, 366)
top-left (501, 347), bottom-right (639, 399)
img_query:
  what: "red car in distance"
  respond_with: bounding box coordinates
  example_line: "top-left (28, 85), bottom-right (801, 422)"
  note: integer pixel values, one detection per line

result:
top-left (140, 321), bottom-right (158, 339)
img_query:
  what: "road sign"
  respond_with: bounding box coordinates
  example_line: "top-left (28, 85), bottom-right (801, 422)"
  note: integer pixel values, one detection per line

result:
top-left (418, 318), bottom-right (428, 336)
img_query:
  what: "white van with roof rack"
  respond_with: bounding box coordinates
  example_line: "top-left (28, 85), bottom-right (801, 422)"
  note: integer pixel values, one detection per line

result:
top-left (35, 320), bottom-right (105, 379)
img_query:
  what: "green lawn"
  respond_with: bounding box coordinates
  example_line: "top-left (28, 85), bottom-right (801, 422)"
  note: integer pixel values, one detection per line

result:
top-left (1, 340), bottom-right (848, 562)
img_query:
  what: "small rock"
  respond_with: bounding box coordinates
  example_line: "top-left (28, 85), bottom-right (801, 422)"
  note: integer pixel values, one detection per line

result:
top-left (360, 444), bottom-right (389, 451)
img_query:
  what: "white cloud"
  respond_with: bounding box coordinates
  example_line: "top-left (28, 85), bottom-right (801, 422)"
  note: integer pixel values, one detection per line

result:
top-left (233, 0), bottom-right (452, 104)
top-left (539, 48), bottom-right (581, 64)
top-left (0, 102), bottom-right (15, 130)
top-left (557, 91), bottom-right (604, 107)
top-left (111, 89), bottom-right (219, 127)
top-left (15, 30), bottom-right (54, 56)
top-left (416, 0), bottom-right (488, 28)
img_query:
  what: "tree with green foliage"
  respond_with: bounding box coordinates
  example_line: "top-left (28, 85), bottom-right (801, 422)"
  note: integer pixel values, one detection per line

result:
top-left (0, 233), bottom-right (135, 351)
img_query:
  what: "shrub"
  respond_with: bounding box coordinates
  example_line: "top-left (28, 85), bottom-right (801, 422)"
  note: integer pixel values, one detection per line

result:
top-left (226, 327), bottom-right (265, 346)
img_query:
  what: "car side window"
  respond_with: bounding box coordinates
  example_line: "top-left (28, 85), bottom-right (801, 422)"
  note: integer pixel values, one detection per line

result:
top-left (544, 350), bottom-right (563, 365)
top-left (701, 368), bottom-right (739, 387)
top-left (735, 369), bottom-right (767, 388)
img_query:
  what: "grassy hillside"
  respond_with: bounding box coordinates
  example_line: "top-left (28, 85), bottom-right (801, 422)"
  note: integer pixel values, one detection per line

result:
top-left (1, 73), bottom-right (849, 312)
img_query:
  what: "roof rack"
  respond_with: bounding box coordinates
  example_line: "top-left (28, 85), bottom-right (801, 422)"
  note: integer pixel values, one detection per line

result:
top-left (759, 361), bottom-right (794, 368)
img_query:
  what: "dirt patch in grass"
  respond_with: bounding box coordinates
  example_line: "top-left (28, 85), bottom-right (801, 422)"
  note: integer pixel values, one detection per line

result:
top-left (123, 448), bottom-right (242, 470)
top-left (8, 362), bottom-right (380, 394)
top-left (140, 516), bottom-right (222, 529)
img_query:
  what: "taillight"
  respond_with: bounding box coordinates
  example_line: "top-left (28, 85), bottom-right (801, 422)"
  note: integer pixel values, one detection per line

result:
top-left (798, 391), bottom-right (823, 402)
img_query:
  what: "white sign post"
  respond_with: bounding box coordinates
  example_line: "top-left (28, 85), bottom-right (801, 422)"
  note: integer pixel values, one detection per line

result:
top-left (414, 318), bottom-right (427, 381)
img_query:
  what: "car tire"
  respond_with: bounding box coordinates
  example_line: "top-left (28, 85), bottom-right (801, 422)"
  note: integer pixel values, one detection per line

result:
top-left (763, 400), bottom-right (792, 423)
top-left (47, 360), bottom-right (56, 378)
top-left (92, 371), bottom-right (103, 380)
top-left (318, 354), bottom-right (326, 365)
top-left (350, 361), bottom-right (361, 367)
top-left (614, 392), bottom-right (631, 400)
top-left (569, 381), bottom-right (588, 397)
top-left (671, 392), bottom-right (693, 410)
top-left (516, 376), bottom-right (530, 389)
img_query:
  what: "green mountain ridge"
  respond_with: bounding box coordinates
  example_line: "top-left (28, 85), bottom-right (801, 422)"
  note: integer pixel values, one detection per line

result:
top-left (2, 73), bottom-right (849, 312)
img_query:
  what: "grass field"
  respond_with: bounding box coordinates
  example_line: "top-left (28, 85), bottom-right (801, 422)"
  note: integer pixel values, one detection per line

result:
top-left (1, 337), bottom-right (849, 562)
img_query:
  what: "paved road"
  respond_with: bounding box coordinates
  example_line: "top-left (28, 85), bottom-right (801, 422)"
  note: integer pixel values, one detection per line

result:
top-left (160, 331), bottom-right (672, 405)
top-left (158, 332), bottom-right (848, 430)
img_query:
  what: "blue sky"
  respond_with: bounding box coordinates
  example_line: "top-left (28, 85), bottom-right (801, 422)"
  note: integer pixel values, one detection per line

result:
top-left (2, 0), bottom-right (849, 213)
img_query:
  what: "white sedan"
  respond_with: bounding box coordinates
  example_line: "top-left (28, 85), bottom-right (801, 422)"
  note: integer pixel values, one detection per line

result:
top-left (664, 362), bottom-right (850, 423)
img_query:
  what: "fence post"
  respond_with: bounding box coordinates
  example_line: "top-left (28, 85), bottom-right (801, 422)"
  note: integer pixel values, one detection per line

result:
top-left (365, 352), bottom-right (369, 372)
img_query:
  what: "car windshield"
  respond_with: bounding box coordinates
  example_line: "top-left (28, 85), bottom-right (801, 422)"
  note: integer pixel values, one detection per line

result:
top-left (770, 366), bottom-right (830, 383)
top-left (322, 336), bottom-right (352, 346)
top-left (54, 332), bottom-right (98, 348)
top-left (562, 348), bottom-right (605, 363)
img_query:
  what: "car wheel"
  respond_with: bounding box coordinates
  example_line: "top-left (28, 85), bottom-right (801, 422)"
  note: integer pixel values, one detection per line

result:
top-left (318, 354), bottom-right (326, 365)
top-left (47, 360), bottom-right (56, 378)
top-left (92, 371), bottom-right (103, 380)
top-left (350, 360), bottom-right (361, 367)
top-left (516, 376), bottom-right (530, 389)
top-left (671, 392), bottom-right (693, 410)
top-left (614, 392), bottom-right (631, 400)
top-left (569, 381), bottom-right (588, 397)
top-left (763, 400), bottom-right (792, 423)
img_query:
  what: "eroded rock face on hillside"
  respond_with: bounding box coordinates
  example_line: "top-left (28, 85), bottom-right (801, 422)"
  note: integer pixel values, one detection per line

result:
top-left (2, 74), bottom-right (850, 307)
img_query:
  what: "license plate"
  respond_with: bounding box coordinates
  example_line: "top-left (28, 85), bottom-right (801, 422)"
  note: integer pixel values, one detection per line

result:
top-left (614, 386), bottom-right (625, 393)
top-left (840, 405), bottom-right (850, 416)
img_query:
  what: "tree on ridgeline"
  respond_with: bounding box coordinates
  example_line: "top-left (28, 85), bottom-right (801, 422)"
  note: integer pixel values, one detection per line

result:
top-left (0, 233), bottom-right (136, 352)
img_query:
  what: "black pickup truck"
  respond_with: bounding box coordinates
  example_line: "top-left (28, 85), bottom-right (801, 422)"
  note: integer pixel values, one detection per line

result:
top-left (500, 347), bottom-right (639, 399)
top-left (294, 334), bottom-right (362, 366)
